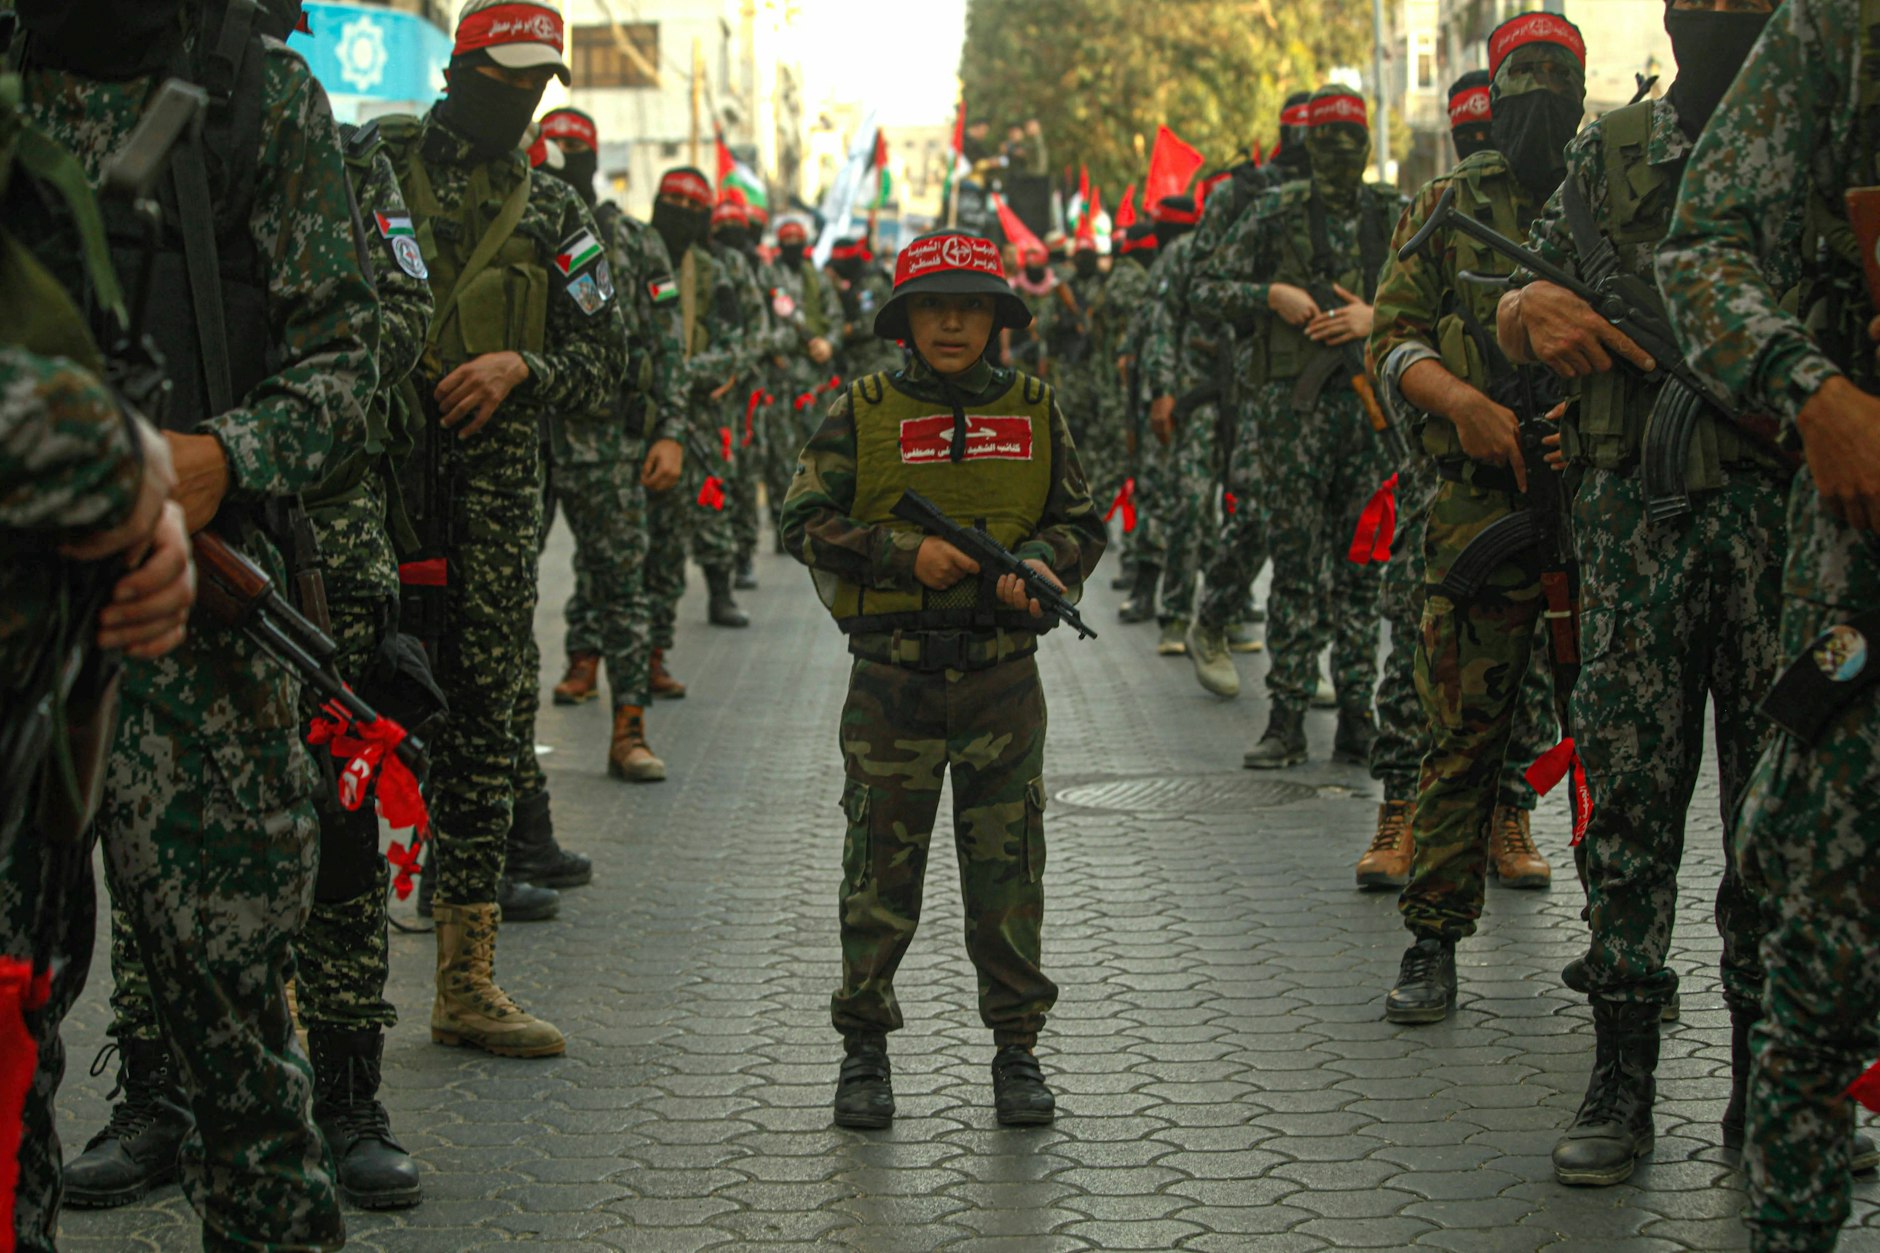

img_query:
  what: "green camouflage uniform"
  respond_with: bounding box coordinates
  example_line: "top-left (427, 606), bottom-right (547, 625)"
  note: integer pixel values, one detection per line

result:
top-left (1194, 178), bottom-right (1401, 713)
top-left (779, 357), bottom-right (1106, 1047)
top-left (23, 38), bottom-right (379, 1245)
top-left (764, 253), bottom-right (845, 537)
top-left (1368, 148), bottom-right (1565, 939)
top-left (0, 343), bottom-right (141, 1252)
top-left (1113, 253), bottom-right (1165, 572)
top-left (380, 111), bottom-right (625, 906)
top-left (715, 242), bottom-right (769, 567)
top-left (1522, 97), bottom-right (1792, 1025)
top-left (646, 238), bottom-right (747, 647)
top-left (1050, 267), bottom-right (1105, 468)
top-left (1087, 258), bottom-right (1146, 517)
top-left (835, 263), bottom-right (903, 378)
top-left (1138, 231), bottom-right (1218, 621)
top-left (1656, 1), bottom-right (1880, 1244)
top-left (557, 202), bottom-right (683, 709)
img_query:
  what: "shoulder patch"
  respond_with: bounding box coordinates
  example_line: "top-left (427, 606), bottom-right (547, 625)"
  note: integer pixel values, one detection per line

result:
top-left (372, 211), bottom-right (427, 279)
top-left (647, 274), bottom-right (678, 304)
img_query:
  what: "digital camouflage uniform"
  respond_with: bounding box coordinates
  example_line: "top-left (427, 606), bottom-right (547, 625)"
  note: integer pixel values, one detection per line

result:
top-left (23, 35), bottom-right (378, 1245)
top-left (835, 263), bottom-right (902, 378)
top-left (1522, 97), bottom-right (1791, 1024)
top-left (1050, 266), bottom-right (1106, 478)
top-left (1657, 0), bottom-right (1880, 1243)
top-left (779, 357), bottom-right (1106, 1047)
top-left (646, 237), bottom-right (747, 649)
top-left (1138, 231), bottom-right (1218, 622)
top-left (1115, 251), bottom-right (1167, 574)
top-left (557, 202), bottom-right (683, 710)
top-left (1368, 148), bottom-right (1566, 940)
top-left (0, 339), bottom-right (141, 1251)
top-left (1194, 177), bottom-right (1400, 715)
top-left (379, 110), bottom-right (625, 907)
top-left (1088, 256), bottom-right (1148, 517)
top-left (715, 241), bottom-right (769, 568)
top-left (764, 253), bottom-right (845, 536)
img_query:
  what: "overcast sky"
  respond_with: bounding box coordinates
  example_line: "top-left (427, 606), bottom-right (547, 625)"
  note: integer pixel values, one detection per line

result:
top-left (796, 0), bottom-right (966, 128)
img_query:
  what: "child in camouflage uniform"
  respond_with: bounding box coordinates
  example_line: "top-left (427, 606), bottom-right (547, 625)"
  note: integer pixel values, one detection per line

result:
top-left (780, 230), bottom-right (1106, 1129)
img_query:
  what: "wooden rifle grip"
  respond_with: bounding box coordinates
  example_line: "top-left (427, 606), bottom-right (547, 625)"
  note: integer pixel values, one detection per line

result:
top-left (191, 531), bottom-right (271, 628)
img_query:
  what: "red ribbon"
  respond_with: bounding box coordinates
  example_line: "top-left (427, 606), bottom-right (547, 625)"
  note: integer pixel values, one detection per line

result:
top-left (398, 557), bottom-right (448, 588)
top-left (1849, 1061), bottom-right (1880, 1113)
top-left (1525, 737), bottom-right (1593, 845)
top-left (1349, 474), bottom-right (1398, 565)
top-left (1223, 491), bottom-right (1238, 516)
top-left (794, 391), bottom-right (815, 411)
top-left (717, 425), bottom-right (733, 462)
top-left (308, 705), bottom-right (429, 827)
top-left (698, 475), bottom-right (727, 511)
top-left (0, 957), bottom-right (49, 1251)
top-left (743, 390), bottom-right (764, 446)
top-left (1105, 477), bottom-right (1138, 534)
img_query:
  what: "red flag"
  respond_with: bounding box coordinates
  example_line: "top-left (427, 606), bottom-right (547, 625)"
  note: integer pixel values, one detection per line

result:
top-left (1526, 738), bottom-right (1594, 845)
top-left (992, 193), bottom-right (1044, 263)
top-left (1850, 1062), bottom-right (1880, 1113)
top-left (1348, 474), bottom-right (1398, 564)
top-left (1145, 124), bottom-right (1205, 208)
top-left (1115, 184), bottom-right (1137, 231)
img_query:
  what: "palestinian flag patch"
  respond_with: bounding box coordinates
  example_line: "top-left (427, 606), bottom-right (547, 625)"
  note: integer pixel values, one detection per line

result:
top-left (555, 229), bottom-right (603, 276)
top-left (375, 211), bottom-right (415, 239)
top-left (648, 274), bottom-right (677, 304)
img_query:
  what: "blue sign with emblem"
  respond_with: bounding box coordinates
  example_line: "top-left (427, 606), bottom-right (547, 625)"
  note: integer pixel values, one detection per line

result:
top-left (289, 2), bottom-right (450, 106)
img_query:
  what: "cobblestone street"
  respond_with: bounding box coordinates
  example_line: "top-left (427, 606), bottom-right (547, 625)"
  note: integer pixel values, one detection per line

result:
top-left (54, 519), bottom-right (1880, 1252)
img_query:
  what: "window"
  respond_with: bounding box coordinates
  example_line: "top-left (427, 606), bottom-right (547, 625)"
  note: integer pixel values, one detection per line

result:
top-left (569, 22), bottom-right (659, 89)
top-left (1414, 32), bottom-right (1436, 90)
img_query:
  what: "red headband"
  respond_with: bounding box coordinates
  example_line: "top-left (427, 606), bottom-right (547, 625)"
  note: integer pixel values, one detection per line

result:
top-left (658, 170), bottom-right (711, 207)
top-left (1280, 101), bottom-right (1312, 128)
top-left (1447, 86), bottom-right (1491, 128)
top-left (540, 110), bottom-right (597, 149)
top-left (895, 233), bottom-right (1004, 287)
top-left (1151, 198), bottom-right (1199, 225)
top-left (1488, 12), bottom-right (1587, 80)
top-left (1309, 93), bottom-right (1368, 129)
top-left (830, 241), bottom-right (872, 262)
top-left (777, 222), bottom-right (808, 244)
top-left (712, 201), bottom-right (749, 227)
top-left (453, 3), bottom-right (564, 58)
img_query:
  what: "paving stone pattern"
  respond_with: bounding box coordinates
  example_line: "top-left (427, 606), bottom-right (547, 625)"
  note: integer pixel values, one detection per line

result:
top-left (53, 520), bottom-right (1880, 1251)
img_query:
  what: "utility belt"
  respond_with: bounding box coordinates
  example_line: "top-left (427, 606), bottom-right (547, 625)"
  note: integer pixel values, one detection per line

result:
top-left (847, 628), bottom-right (1038, 674)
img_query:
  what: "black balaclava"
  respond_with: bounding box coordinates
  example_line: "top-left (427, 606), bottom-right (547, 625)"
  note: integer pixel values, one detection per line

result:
top-left (16, 0), bottom-right (184, 79)
top-left (1073, 250), bottom-right (1100, 278)
top-left (1123, 224), bottom-right (1158, 267)
top-left (651, 168), bottom-right (712, 260)
top-left (1152, 197), bottom-right (1196, 250)
top-left (1663, 7), bottom-right (1772, 141)
top-left (1448, 70), bottom-right (1495, 159)
top-left (715, 224), bottom-right (753, 256)
top-left (437, 53), bottom-right (548, 160)
top-left (1272, 91), bottom-right (1314, 179)
top-left (553, 148), bottom-right (599, 205)
top-left (1491, 45), bottom-right (1585, 203)
top-left (253, 0), bottom-right (306, 41)
top-left (1303, 88), bottom-right (1370, 214)
top-left (831, 241), bottom-right (867, 283)
top-left (779, 242), bottom-right (806, 268)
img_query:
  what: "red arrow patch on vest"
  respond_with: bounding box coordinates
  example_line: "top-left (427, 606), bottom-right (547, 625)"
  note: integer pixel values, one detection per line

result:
top-left (899, 414), bottom-right (1033, 465)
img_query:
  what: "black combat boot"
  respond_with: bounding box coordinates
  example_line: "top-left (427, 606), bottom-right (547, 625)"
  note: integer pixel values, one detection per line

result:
top-left (419, 839), bottom-right (559, 922)
top-left (1117, 564), bottom-right (1160, 623)
top-left (310, 1027), bottom-right (422, 1210)
top-left (1243, 708), bottom-right (1307, 770)
top-left (1553, 1001), bottom-right (1659, 1186)
top-left (832, 1034), bottom-right (895, 1129)
top-left (992, 1044), bottom-right (1056, 1126)
top-left (505, 790), bottom-right (592, 889)
top-left (734, 556), bottom-right (758, 590)
top-left (705, 566), bottom-right (750, 627)
top-left (1385, 936), bottom-right (1457, 1024)
top-left (63, 1039), bottom-right (191, 1208)
top-left (1331, 706), bottom-right (1378, 766)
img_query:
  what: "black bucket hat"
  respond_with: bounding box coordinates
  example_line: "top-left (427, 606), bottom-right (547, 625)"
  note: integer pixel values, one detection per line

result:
top-left (874, 230), bottom-right (1032, 341)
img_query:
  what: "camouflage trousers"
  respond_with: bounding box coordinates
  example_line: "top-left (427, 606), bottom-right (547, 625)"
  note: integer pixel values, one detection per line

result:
top-left (1154, 400), bottom-right (1219, 622)
top-left (1194, 398), bottom-right (1270, 629)
top-left (1399, 476), bottom-right (1566, 940)
top-left (2, 746), bottom-right (98, 1250)
top-left (1733, 487), bottom-right (1880, 1253)
top-left (690, 413), bottom-right (738, 574)
top-left (559, 453), bottom-right (653, 709)
top-left (1370, 458), bottom-right (1548, 808)
top-left (1121, 420), bottom-right (1163, 575)
top-left (95, 629), bottom-right (341, 1247)
top-left (1252, 381), bottom-right (1388, 715)
top-left (1575, 468), bottom-right (1785, 1016)
top-left (726, 391), bottom-right (763, 565)
top-left (428, 422), bottom-right (544, 905)
top-left (832, 652), bottom-right (1055, 1047)
top-left (645, 476), bottom-right (692, 652)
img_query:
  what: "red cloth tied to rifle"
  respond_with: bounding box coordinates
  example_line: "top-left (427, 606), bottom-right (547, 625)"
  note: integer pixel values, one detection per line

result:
top-left (1525, 737), bottom-right (1593, 845)
top-left (1105, 477), bottom-right (1138, 534)
top-left (308, 701), bottom-right (432, 900)
top-left (743, 389), bottom-right (764, 446)
top-left (1849, 1060), bottom-right (1880, 1113)
top-left (717, 426), bottom-right (733, 462)
top-left (698, 476), bottom-right (727, 510)
top-left (1349, 474), bottom-right (1398, 565)
top-left (1223, 491), bottom-right (1237, 515)
top-left (0, 957), bottom-right (51, 1250)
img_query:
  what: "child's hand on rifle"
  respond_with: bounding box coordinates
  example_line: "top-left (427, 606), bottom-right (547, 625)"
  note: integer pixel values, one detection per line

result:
top-left (915, 536), bottom-right (979, 590)
top-left (997, 561), bottom-right (1065, 619)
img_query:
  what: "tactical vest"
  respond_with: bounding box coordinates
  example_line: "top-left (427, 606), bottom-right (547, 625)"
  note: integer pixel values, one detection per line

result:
top-left (378, 114), bottom-right (547, 372)
top-left (680, 242), bottom-right (720, 359)
top-left (1259, 183), bottom-right (1395, 384)
top-left (821, 371), bottom-right (1055, 634)
top-left (12, 0), bottom-right (271, 430)
top-left (1565, 101), bottom-right (1759, 484)
top-left (798, 260), bottom-right (831, 340)
top-left (1418, 152), bottom-right (1546, 461)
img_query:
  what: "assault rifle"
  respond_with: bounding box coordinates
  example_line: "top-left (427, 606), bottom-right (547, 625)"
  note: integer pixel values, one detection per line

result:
top-left (194, 531), bottom-right (426, 771)
top-left (889, 488), bottom-right (1097, 640)
top-left (1400, 183), bottom-right (1777, 520)
top-left (1293, 282), bottom-right (1408, 466)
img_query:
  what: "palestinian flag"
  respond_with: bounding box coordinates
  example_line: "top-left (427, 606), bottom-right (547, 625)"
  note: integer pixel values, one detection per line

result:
top-left (556, 229), bottom-right (602, 276)
top-left (375, 211), bottom-right (415, 238)
top-left (648, 275), bottom-right (677, 304)
top-left (715, 128), bottom-right (768, 208)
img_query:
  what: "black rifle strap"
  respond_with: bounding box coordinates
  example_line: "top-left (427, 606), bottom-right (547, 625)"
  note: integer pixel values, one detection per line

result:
top-left (1558, 175), bottom-right (1620, 290)
top-left (171, 139), bottom-right (232, 415)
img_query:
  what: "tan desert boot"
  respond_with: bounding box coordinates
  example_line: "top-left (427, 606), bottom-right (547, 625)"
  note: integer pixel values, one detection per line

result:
top-left (1356, 800), bottom-right (1414, 889)
top-left (1488, 805), bottom-right (1551, 888)
top-left (431, 902), bottom-right (566, 1057)
top-left (552, 652), bottom-right (601, 705)
top-left (608, 705), bottom-right (667, 782)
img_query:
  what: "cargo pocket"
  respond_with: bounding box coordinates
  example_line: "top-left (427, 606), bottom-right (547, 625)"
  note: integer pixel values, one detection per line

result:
top-left (1415, 593), bottom-right (1465, 731)
top-left (1570, 606), bottom-right (1644, 774)
top-left (840, 778), bottom-right (872, 889)
top-left (1022, 776), bottom-right (1047, 884)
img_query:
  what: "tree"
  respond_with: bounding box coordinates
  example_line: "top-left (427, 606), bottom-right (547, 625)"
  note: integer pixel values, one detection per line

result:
top-left (960, 0), bottom-right (1373, 199)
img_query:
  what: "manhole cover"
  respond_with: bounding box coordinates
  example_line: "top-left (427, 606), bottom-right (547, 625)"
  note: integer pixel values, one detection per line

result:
top-left (1055, 775), bottom-right (1319, 813)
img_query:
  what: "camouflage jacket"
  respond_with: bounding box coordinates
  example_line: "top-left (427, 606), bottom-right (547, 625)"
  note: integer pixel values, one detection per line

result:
top-left (1657, 0), bottom-right (1879, 612)
top-left (778, 356), bottom-right (1107, 598)
top-left (1138, 233), bottom-right (1198, 399)
top-left (837, 265), bottom-right (903, 377)
top-left (769, 256), bottom-right (844, 360)
top-left (676, 240), bottom-right (749, 403)
top-left (555, 201), bottom-right (684, 463)
top-left (348, 132), bottom-right (433, 400)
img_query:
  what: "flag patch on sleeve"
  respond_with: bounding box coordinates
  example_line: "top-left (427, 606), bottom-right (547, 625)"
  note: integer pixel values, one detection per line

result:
top-left (555, 229), bottom-right (603, 276)
top-left (648, 274), bottom-right (678, 303)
